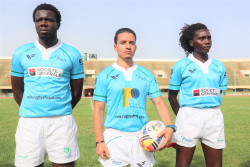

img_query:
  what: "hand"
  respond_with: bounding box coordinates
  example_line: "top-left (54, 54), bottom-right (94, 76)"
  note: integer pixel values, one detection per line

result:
top-left (96, 142), bottom-right (111, 159)
top-left (157, 128), bottom-right (174, 151)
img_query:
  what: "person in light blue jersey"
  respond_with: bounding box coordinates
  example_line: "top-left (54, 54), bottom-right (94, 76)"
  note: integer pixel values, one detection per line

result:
top-left (11, 3), bottom-right (84, 167)
top-left (168, 23), bottom-right (227, 167)
top-left (93, 28), bottom-right (174, 167)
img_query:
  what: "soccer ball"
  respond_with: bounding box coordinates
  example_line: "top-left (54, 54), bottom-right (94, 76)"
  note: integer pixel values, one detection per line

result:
top-left (139, 120), bottom-right (166, 152)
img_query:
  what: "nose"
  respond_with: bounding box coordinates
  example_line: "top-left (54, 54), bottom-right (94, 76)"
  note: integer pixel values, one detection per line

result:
top-left (40, 19), bottom-right (48, 26)
top-left (125, 43), bottom-right (131, 49)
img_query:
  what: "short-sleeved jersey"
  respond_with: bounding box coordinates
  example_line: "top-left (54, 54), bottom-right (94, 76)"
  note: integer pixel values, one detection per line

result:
top-left (168, 55), bottom-right (227, 108)
top-left (93, 63), bottom-right (162, 132)
top-left (11, 41), bottom-right (84, 117)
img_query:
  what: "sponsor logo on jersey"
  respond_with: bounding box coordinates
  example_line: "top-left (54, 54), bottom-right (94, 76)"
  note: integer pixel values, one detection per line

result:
top-left (111, 74), bottom-right (119, 80)
top-left (122, 88), bottom-right (140, 108)
top-left (26, 54), bottom-right (35, 59)
top-left (79, 59), bottom-right (83, 65)
top-left (28, 67), bottom-right (63, 78)
top-left (193, 88), bottom-right (220, 97)
top-left (188, 68), bottom-right (196, 73)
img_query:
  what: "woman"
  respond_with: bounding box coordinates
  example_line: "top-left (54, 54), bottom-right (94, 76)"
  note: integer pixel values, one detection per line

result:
top-left (168, 23), bottom-right (227, 167)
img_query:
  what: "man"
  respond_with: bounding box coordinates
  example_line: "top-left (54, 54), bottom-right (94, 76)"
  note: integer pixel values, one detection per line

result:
top-left (11, 3), bottom-right (84, 167)
top-left (93, 28), bottom-right (175, 167)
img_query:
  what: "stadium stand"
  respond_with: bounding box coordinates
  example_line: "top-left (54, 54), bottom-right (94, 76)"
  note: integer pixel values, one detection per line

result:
top-left (0, 58), bottom-right (249, 97)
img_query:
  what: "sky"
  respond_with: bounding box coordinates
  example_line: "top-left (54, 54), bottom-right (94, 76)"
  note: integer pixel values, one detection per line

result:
top-left (0, 0), bottom-right (250, 60)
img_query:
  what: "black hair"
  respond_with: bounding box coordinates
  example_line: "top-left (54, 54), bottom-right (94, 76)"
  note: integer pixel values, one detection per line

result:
top-left (179, 23), bottom-right (209, 56)
top-left (33, 3), bottom-right (61, 25)
top-left (114, 28), bottom-right (136, 44)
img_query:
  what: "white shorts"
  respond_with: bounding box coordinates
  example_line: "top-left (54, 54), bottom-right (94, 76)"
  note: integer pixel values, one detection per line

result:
top-left (99, 128), bottom-right (155, 167)
top-left (15, 115), bottom-right (80, 167)
top-left (173, 106), bottom-right (226, 149)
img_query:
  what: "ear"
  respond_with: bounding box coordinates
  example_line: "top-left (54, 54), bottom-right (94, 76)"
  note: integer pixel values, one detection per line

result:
top-left (114, 44), bottom-right (117, 52)
top-left (57, 23), bottom-right (60, 30)
top-left (189, 40), bottom-right (193, 47)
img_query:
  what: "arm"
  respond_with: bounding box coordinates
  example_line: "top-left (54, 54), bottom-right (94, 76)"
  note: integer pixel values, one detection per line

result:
top-left (70, 78), bottom-right (83, 109)
top-left (93, 101), bottom-right (110, 159)
top-left (11, 76), bottom-right (24, 106)
top-left (151, 96), bottom-right (174, 151)
top-left (168, 90), bottom-right (180, 115)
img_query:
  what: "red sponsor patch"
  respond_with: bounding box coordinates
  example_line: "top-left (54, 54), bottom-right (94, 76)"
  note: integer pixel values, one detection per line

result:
top-left (29, 68), bottom-right (35, 73)
top-left (193, 89), bottom-right (199, 94)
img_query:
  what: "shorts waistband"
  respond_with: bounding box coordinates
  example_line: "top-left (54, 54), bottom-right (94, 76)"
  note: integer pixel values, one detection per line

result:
top-left (105, 128), bottom-right (141, 136)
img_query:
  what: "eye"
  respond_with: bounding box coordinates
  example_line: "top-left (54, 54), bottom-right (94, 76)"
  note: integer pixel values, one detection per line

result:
top-left (130, 41), bottom-right (135, 45)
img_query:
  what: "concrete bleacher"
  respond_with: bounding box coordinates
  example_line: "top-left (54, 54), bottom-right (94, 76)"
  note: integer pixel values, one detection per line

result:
top-left (1, 58), bottom-right (250, 96)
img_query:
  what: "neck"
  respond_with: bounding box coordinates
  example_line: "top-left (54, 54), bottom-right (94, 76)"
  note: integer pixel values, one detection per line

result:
top-left (116, 57), bottom-right (134, 70)
top-left (38, 36), bottom-right (58, 49)
top-left (193, 52), bottom-right (208, 63)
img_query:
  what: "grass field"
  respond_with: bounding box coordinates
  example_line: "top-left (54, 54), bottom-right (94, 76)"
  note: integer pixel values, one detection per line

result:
top-left (0, 97), bottom-right (249, 167)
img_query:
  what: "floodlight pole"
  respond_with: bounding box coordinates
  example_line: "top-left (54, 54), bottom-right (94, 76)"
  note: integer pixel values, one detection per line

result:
top-left (234, 71), bottom-right (236, 95)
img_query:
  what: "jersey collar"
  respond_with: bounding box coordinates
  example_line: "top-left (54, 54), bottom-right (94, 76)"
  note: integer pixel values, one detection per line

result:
top-left (35, 40), bottom-right (63, 60)
top-left (188, 54), bottom-right (212, 74)
top-left (112, 62), bottom-right (137, 81)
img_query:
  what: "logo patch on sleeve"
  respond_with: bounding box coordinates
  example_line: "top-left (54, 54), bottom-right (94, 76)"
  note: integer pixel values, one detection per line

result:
top-left (193, 88), bottom-right (220, 97)
top-left (28, 67), bottom-right (63, 78)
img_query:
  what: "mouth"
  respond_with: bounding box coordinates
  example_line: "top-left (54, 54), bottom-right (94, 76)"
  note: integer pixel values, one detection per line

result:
top-left (203, 47), bottom-right (210, 51)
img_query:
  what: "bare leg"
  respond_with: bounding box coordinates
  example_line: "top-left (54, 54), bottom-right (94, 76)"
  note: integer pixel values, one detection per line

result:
top-left (35, 163), bottom-right (44, 167)
top-left (52, 162), bottom-right (74, 167)
top-left (176, 144), bottom-right (196, 167)
top-left (201, 143), bottom-right (222, 167)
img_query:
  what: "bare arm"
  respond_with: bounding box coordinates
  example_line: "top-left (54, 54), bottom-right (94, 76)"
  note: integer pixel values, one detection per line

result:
top-left (168, 90), bottom-right (180, 115)
top-left (151, 96), bottom-right (174, 150)
top-left (93, 101), bottom-right (110, 159)
top-left (11, 76), bottom-right (24, 106)
top-left (70, 78), bottom-right (83, 109)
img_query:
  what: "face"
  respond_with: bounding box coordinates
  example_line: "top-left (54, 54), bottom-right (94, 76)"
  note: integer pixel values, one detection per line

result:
top-left (34, 10), bottom-right (59, 39)
top-left (114, 32), bottom-right (137, 60)
top-left (189, 29), bottom-right (212, 55)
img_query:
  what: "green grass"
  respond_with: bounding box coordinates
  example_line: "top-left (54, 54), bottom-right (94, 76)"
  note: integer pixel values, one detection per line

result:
top-left (0, 97), bottom-right (249, 167)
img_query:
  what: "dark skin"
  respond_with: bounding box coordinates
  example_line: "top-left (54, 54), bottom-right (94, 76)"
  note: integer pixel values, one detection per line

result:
top-left (168, 29), bottom-right (223, 167)
top-left (11, 9), bottom-right (82, 167)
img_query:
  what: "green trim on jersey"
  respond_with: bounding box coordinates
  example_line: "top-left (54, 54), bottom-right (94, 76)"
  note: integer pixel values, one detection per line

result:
top-left (59, 48), bottom-right (73, 65)
top-left (181, 61), bottom-right (193, 75)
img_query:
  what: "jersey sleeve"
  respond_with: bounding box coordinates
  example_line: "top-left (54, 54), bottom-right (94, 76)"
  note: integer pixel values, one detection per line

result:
top-left (11, 49), bottom-right (24, 77)
top-left (168, 62), bottom-right (182, 90)
top-left (70, 50), bottom-right (84, 79)
top-left (219, 63), bottom-right (227, 90)
top-left (148, 73), bottom-right (162, 99)
top-left (93, 74), bottom-right (107, 102)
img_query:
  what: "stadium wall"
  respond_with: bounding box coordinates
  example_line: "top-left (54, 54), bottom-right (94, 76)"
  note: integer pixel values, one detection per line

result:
top-left (1, 57), bottom-right (250, 97)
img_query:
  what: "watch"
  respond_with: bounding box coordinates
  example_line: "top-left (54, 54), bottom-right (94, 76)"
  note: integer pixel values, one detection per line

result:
top-left (166, 125), bottom-right (176, 132)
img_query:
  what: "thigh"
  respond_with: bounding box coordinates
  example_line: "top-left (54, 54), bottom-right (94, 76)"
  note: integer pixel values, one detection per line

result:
top-left (45, 115), bottom-right (80, 164)
top-left (173, 107), bottom-right (203, 147)
top-left (201, 143), bottom-right (222, 167)
top-left (201, 108), bottom-right (226, 149)
top-left (15, 117), bottom-right (45, 167)
top-left (176, 144), bottom-right (196, 167)
top-left (99, 129), bottom-right (130, 167)
top-left (52, 161), bottom-right (74, 167)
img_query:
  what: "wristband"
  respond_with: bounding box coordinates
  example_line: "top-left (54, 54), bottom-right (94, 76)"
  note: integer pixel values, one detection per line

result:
top-left (96, 140), bottom-right (104, 146)
top-left (166, 125), bottom-right (176, 132)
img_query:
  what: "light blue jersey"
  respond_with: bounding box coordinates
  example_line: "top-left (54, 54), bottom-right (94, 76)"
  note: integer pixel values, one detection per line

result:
top-left (168, 55), bottom-right (227, 108)
top-left (93, 63), bottom-right (162, 132)
top-left (11, 41), bottom-right (84, 117)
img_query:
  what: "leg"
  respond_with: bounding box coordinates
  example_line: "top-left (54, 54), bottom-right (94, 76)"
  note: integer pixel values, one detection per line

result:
top-left (201, 143), bottom-right (222, 167)
top-left (36, 163), bottom-right (44, 167)
top-left (176, 144), bottom-right (196, 167)
top-left (52, 161), bottom-right (74, 167)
